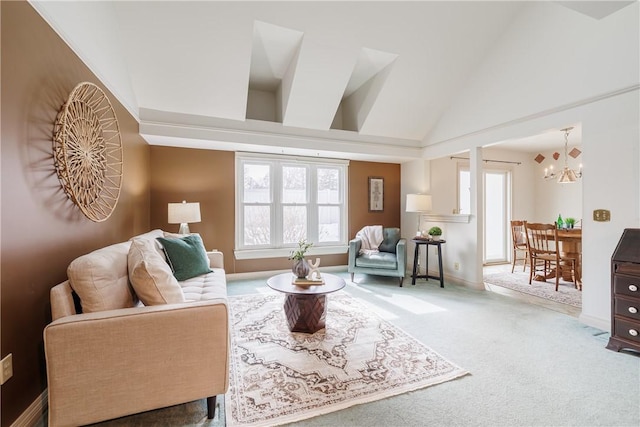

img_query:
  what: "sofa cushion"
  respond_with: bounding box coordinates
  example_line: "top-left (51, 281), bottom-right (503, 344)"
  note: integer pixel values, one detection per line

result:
top-left (67, 241), bottom-right (136, 313)
top-left (179, 268), bottom-right (227, 301)
top-left (128, 237), bottom-right (185, 305)
top-left (379, 228), bottom-right (401, 253)
top-left (157, 234), bottom-right (212, 281)
top-left (354, 252), bottom-right (398, 269)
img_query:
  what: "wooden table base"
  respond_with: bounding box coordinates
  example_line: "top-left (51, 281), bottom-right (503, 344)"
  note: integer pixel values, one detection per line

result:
top-left (284, 294), bottom-right (327, 333)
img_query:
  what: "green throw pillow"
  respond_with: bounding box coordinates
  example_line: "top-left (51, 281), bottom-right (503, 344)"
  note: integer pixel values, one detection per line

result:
top-left (156, 234), bottom-right (212, 281)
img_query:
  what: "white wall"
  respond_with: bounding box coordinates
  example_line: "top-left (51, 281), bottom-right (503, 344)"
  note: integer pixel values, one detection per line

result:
top-left (30, 0), bottom-right (139, 119)
top-left (426, 1), bottom-right (639, 147)
top-left (416, 0), bottom-right (639, 330)
top-left (400, 159), bottom-right (430, 272)
top-left (419, 147), bottom-right (541, 286)
top-left (421, 92), bottom-right (639, 331)
top-left (580, 91), bottom-right (640, 328)
top-left (533, 145), bottom-right (583, 223)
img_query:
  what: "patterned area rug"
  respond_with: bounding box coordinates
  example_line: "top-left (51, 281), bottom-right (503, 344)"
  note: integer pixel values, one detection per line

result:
top-left (484, 270), bottom-right (582, 308)
top-left (225, 292), bottom-right (469, 427)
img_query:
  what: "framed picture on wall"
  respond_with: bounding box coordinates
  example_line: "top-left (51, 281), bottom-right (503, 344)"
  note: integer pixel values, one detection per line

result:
top-left (368, 177), bottom-right (384, 212)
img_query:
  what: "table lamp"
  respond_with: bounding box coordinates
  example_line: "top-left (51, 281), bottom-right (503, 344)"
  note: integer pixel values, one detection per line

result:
top-left (406, 194), bottom-right (432, 236)
top-left (168, 200), bottom-right (201, 234)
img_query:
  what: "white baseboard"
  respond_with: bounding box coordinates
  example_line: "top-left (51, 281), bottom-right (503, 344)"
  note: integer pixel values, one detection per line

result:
top-left (579, 313), bottom-right (610, 332)
top-left (440, 272), bottom-right (485, 290)
top-left (11, 389), bottom-right (47, 427)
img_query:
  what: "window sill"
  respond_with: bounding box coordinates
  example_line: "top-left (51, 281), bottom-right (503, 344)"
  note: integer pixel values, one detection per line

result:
top-left (234, 245), bottom-right (348, 260)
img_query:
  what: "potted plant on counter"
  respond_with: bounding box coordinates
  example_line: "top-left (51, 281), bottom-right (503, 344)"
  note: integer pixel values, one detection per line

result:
top-left (428, 226), bottom-right (443, 241)
top-left (564, 217), bottom-right (576, 229)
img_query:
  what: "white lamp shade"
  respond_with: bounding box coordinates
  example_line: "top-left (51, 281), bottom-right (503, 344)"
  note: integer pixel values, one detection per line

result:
top-left (558, 167), bottom-right (578, 183)
top-left (168, 201), bottom-right (201, 224)
top-left (406, 194), bottom-right (432, 212)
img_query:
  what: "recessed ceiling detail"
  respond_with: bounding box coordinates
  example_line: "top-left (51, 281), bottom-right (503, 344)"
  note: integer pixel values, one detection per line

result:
top-left (332, 47), bottom-right (398, 132)
top-left (246, 20), bottom-right (398, 136)
top-left (246, 21), bottom-right (304, 123)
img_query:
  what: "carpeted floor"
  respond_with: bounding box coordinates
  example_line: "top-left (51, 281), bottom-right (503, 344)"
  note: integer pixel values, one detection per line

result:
top-left (225, 292), bottom-right (468, 427)
top-left (79, 269), bottom-right (638, 427)
top-left (483, 269), bottom-right (582, 308)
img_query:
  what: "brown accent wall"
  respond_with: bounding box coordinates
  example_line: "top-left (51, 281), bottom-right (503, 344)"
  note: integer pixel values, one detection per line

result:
top-left (150, 147), bottom-right (401, 273)
top-left (0, 3), bottom-right (151, 425)
top-left (150, 147), bottom-right (236, 269)
top-left (348, 161), bottom-right (401, 236)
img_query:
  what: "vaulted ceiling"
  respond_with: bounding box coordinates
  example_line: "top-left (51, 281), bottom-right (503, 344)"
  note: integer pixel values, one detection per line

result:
top-left (31, 1), bottom-right (634, 161)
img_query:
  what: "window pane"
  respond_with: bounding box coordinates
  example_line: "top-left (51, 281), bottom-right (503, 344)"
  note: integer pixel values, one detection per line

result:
top-left (244, 164), bottom-right (270, 203)
top-left (283, 166), bottom-right (306, 203)
top-left (283, 206), bottom-right (306, 243)
top-left (318, 206), bottom-right (340, 242)
top-left (244, 206), bottom-right (270, 245)
top-left (318, 168), bottom-right (339, 203)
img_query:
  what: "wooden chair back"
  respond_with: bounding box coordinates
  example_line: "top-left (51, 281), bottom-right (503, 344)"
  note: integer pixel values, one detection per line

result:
top-left (524, 222), bottom-right (558, 259)
top-left (510, 220), bottom-right (527, 249)
top-left (510, 220), bottom-right (529, 272)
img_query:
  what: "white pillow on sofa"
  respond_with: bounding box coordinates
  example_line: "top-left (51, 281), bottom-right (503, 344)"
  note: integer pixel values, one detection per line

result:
top-left (128, 237), bottom-right (185, 305)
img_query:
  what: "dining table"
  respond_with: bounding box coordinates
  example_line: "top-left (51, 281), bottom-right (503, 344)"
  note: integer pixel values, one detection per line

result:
top-left (533, 228), bottom-right (582, 290)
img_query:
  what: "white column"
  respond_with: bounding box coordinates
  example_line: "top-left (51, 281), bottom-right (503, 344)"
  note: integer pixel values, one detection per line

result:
top-left (470, 147), bottom-right (485, 289)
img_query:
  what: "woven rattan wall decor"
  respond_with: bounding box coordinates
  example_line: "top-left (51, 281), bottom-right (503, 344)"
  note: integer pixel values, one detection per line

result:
top-left (53, 82), bottom-right (123, 222)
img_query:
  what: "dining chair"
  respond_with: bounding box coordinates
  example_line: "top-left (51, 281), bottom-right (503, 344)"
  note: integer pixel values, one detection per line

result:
top-left (524, 222), bottom-right (578, 291)
top-left (510, 220), bottom-right (528, 273)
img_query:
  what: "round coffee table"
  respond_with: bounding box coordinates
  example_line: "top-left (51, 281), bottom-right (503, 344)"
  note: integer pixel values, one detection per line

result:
top-left (267, 272), bottom-right (345, 333)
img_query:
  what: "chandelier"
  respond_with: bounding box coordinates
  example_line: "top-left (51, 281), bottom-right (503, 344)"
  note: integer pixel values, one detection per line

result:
top-left (543, 127), bottom-right (582, 183)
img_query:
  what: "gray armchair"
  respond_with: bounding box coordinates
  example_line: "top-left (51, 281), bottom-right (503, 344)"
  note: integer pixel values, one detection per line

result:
top-left (348, 227), bottom-right (407, 286)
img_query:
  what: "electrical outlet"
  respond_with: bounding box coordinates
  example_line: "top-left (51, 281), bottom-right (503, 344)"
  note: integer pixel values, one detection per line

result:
top-left (1, 354), bottom-right (13, 385)
top-left (454, 262), bottom-right (460, 271)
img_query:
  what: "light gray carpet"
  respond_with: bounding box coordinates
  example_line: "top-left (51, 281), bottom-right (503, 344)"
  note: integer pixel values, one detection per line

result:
top-left (84, 269), bottom-right (639, 427)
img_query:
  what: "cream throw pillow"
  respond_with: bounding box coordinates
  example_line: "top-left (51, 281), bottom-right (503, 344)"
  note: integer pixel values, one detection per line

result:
top-left (128, 237), bottom-right (185, 305)
top-left (67, 241), bottom-right (136, 313)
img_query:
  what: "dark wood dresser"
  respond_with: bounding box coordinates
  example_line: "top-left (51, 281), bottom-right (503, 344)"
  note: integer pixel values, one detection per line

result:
top-left (607, 228), bottom-right (640, 353)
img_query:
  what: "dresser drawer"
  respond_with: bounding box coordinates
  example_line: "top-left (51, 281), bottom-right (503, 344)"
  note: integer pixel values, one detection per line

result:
top-left (613, 318), bottom-right (640, 344)
top-left (613, 274), bottom-right (640, 298)
top-left (614, 296), bottom-right (640, 321)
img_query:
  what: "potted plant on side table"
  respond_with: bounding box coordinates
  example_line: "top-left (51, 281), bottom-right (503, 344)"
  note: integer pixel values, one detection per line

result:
top-left (428, 226), bottom-right (443, 241)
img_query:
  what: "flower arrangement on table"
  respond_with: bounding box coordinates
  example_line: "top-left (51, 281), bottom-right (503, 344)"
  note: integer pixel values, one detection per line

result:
top-left (289, 239), bottom-right (313, 261)
top-left (289, 239), bottom-right (313, 279)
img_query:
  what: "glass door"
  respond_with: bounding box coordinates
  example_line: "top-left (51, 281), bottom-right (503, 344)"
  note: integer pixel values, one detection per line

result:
top-left (484, 170), bottom-right (509, 264)
top-left (457, 166), bottom-right (510, 264)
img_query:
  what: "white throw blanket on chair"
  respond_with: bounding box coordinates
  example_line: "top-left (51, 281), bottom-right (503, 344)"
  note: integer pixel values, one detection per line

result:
top-left (356, 225), bottom-right (384, 255)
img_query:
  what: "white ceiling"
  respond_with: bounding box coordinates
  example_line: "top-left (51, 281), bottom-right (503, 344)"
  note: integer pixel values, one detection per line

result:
top-left (490, 125), bottom-right (583, 153)
top-left (31, 1), bottom-right (629, 161)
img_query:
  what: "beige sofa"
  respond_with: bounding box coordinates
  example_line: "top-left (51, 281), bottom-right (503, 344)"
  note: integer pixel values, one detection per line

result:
top-left (44, 229), bottom-right (229, 427)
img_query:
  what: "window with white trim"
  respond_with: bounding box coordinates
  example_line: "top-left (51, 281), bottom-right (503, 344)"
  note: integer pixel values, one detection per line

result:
top-left (235, 153), bottom-right (348, 259)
